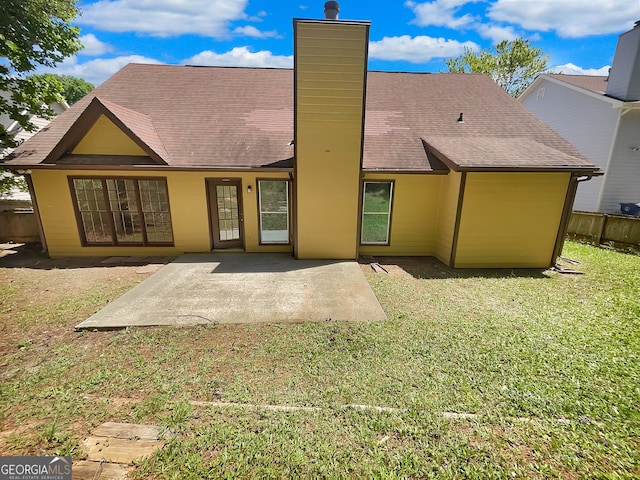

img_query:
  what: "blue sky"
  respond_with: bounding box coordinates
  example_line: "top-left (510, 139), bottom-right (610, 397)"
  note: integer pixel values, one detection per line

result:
top-left (45, 0), bottom-right (640, 85)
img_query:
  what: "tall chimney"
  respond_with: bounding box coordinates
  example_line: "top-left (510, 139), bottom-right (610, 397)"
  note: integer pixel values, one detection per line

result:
top-left (292, 14), bottom-right (370, 259)
top-left (324, 1), bottom-right (339, 20)
top-left (605, 20), bottom-right (640, 101)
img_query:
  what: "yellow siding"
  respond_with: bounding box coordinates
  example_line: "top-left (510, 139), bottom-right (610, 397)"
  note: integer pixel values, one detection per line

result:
top-left (454, 172), bottom-right (570, 268)
top-left (294, 20), bottom-right (368, 259)
top-left (72, 115), bottom-right (147, 155)
top-left (360, 173), bottom-right (443, 256)
top-left (31, 169), bottom-right (292, 257)
top-left (434, 172), bottom-right (462, 265)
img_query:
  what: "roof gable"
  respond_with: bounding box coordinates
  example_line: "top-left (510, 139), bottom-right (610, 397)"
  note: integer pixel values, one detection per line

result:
top-left (44, 96), bottom-right (168, 164)
top-left (546, 74), bottom-right (609, 95)
top-left (520, 74), bottom-right (622, 108)
top-left (72, 115), bottom-right (147, 156)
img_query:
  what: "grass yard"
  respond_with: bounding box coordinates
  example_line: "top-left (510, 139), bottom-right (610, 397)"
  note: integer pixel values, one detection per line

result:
top-left (0, 241), bottom-right (638, 478)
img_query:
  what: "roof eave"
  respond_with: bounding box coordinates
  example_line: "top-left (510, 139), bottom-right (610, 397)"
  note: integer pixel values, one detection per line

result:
top-left (1, 163), bottom-right (294, 173)
top-left (362, 167), bottom-right (449, 175)
top-left (454, 165), bottom-right (602, 174)
top-left (620, 100), bottom-right (640, 115)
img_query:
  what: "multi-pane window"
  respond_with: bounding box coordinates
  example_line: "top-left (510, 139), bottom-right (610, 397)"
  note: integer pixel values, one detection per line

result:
top-left (258, 180), bottom-right (289, 244)
top-left (361, 181), bottom-right (393, 245)
top-left (71, 177), bottom-right (173, 246)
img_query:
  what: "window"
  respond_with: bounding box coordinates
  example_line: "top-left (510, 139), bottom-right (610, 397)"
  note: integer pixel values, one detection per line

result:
top-left (361, 181), bottom-right (393, 245)
top-left (258, 180), bottom-right (289, 244)
top-left (71, 177), bottom-right (173, 246)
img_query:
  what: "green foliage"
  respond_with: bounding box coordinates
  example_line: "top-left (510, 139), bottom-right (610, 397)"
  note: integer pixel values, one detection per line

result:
top-left (29, 74), bottom-right (94, 105)
top-left (0, 0), bottom-right (82, 150)
top-left (0, 170), bottom-right (26, 195)
top-left (446, 38), bottom-right (549, 97)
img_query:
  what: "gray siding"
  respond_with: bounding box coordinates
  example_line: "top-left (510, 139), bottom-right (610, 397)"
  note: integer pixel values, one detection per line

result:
top-left (521, 80), bottom-right (618, 212)
top-left (605, 24), bottom-right (640, 101)
top-left (599, 109), bottom-right (640, 213)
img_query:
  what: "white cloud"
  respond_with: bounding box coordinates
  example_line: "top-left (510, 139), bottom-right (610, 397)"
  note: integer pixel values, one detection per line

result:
top-left (476, 24), bottom-right (519, 43)
top-left (79, 0), bottom-right (248, 38)
top-left (233, 26), bottom-right (281, 38)
top-left (39, 55), bottom-right (162, 85)
top-left (78, 34), bottom-right (113, 56)
top-left (247, 10), bottom-right (268, 21)
top-left (406, 0), bottom-right (482, 28)
top-left (36, 46), bottom-right (293, 86)
top-left (552, 63), bottom-right (611, 76)
top-left (182, 47), bottom-right (293, 68)
top-left (489, 0), bottom-right (640, 38)
top-left (369, 35), bottom-right (479, 63)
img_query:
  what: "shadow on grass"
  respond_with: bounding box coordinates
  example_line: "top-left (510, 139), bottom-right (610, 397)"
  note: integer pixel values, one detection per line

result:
top-left (363, 255), bottom-right (551, 280)
top-left (2, 243), bottom-right (550, 279)
top-left (0, 243), bottom-right (175, 270)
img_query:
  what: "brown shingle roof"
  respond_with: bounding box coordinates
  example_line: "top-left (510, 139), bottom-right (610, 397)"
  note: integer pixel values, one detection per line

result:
top-left (545, 74), bottom-right (608, 95)
top-left (4, 63), bottom-right (596, 172)
top-left (8, 64), bottom-right (295, 169)
top-left (363, 71), bottom-right (594, 170)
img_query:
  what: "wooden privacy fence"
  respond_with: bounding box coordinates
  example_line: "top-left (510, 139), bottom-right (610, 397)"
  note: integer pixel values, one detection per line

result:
top-left (0, 210), bottom-right (40, 243)
top-left (567, 211), bottom-right (640, 247)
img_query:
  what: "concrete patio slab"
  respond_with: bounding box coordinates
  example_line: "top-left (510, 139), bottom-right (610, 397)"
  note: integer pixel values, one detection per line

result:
top-left (75, 253), bottom-right (386, 330)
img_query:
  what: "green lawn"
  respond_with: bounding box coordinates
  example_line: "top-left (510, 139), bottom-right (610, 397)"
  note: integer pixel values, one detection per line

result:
top-left (0, 241), bottom-right (638, 478)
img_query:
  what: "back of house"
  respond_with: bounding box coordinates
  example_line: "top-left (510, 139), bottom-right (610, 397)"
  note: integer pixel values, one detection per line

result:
top-left (2, 6), bottom-right (598, 268)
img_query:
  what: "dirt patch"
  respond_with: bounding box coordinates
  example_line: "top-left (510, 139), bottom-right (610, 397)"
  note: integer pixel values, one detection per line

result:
top-left (359, 256), bottom-right (460, 279)
top-left (0, 243), bottom-right (175, 371)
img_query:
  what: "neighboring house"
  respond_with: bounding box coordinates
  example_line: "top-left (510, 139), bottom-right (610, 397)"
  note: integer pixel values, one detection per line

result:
top-left (1, 14), bottom-right (598, 268)
top-left (520, 21), bottom-right (640, 214)
top-left (0, 91), bottom-right (68, 159)
top-left (1, 91), bottom-right (68, 205)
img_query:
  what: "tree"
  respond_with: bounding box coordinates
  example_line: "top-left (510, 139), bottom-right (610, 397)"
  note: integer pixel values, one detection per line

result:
top-left (0, 0), bottom-right (82, 193)
top-left (446, 39), bottom-right (548, 97)
top-left (29, 74), bottom-right (94, 105)
top-left (0, 171), bottom-right (26, 196)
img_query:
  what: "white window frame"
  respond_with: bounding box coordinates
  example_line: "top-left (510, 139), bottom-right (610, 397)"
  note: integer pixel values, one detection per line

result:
top-left (258, 179), bottom-right (290, 245)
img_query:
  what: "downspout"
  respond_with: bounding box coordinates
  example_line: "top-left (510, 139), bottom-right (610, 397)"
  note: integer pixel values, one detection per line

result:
top-left (551, 173), bottom-right (595, 265)
top-left (22, 171), bottom-right (48, 254)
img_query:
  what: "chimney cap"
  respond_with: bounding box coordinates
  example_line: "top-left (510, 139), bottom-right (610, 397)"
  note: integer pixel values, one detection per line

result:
top-left (324, 1), bottom-right (340, 20)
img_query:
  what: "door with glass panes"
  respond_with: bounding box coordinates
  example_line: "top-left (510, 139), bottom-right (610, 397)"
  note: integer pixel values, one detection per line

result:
top-left (207, 178), bottom-right (244, 249)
